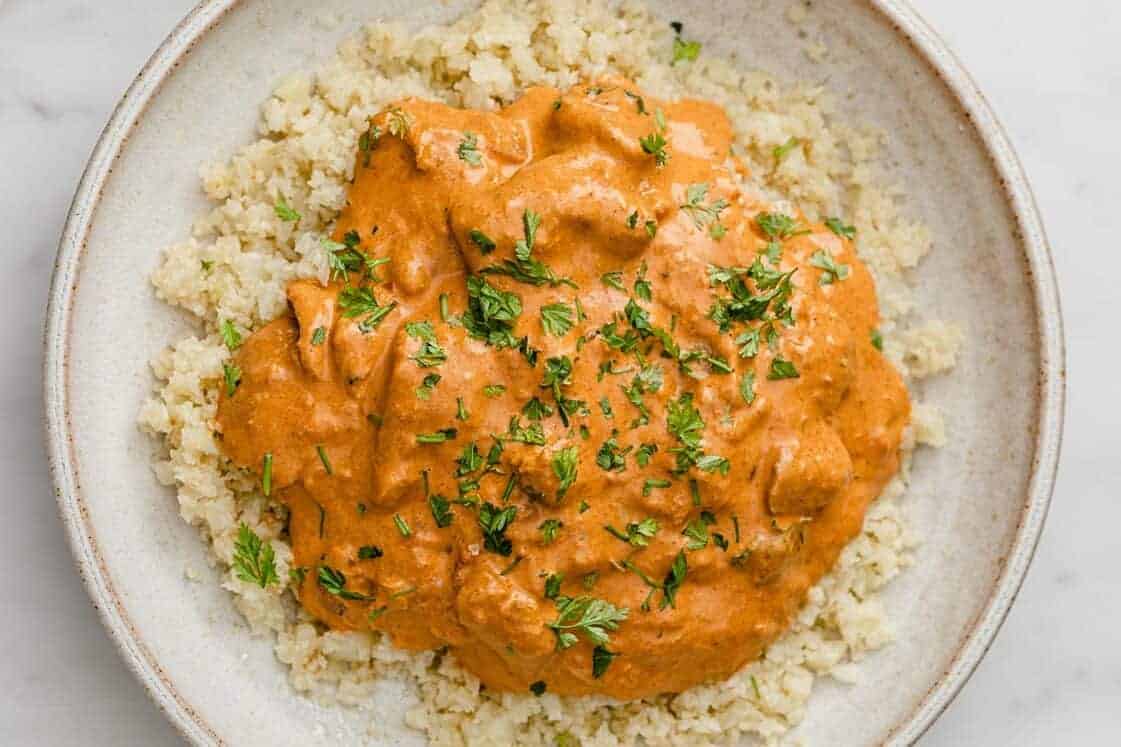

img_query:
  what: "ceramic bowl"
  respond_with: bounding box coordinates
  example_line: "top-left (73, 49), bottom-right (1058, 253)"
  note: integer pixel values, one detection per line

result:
top-left (44, 0), bottom-right (1064, 744)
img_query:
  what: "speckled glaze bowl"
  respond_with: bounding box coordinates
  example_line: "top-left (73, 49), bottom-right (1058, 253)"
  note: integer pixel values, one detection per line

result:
top-left (44, 1), bottom-right (1064, 744)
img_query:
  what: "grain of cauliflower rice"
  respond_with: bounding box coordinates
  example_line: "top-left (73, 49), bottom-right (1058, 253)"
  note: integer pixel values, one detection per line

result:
top-left (139, 0), bottom-right (960, 743)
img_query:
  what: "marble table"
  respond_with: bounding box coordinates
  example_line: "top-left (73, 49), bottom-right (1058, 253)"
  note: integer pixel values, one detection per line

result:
top-left (1, 0), bottom-right (1116, 743)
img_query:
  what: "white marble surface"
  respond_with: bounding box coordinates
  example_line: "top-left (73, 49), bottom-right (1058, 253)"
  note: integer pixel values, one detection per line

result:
top-left (0, 0), bottom-right (1117, 743)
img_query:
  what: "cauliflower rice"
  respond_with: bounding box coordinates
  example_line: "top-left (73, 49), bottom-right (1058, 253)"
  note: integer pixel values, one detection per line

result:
top-left (139, 1), bottom-right (959, 744)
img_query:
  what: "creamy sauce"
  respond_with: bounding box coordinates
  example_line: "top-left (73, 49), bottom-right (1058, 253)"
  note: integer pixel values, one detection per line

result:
top-left (216, 81), bottom-right (909, 699)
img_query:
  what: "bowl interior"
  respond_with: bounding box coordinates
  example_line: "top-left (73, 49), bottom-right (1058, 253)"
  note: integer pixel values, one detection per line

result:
top-left (50, 0), bottom-right (1057, 744)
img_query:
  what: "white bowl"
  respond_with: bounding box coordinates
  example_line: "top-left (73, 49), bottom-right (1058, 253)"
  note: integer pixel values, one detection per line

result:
top-left (44, 1), bottom-right (1064, 744)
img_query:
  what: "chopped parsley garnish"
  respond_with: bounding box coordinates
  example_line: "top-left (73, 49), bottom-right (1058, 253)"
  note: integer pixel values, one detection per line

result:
top-left (455, 397), bottom-right (469, 421)
top-left (357, 123), bottom-right (382, 165)
top-left (261, 453), bottom-right (273, 497)
top-left (601, 271), bottom-right (626, 291)
top-left (462, 275), bottom-right (522, 348)
top-left (825, 217), bottom-right (857, 240)
top-left (220, 320), bottom-right (242, 350)
top-left (385, 107), bottom-right (413, 138)
top-left (483, 384), bottom-right (507, 398)
top-left (393, 514), bottom-right (411, 537)
top-left (222, 363), bottom-right (241, 397)
top-left (739, 370), bottom-right (757, 405)
top-left (772, 136), bottom-right (802, 163)
top-left (635, 442), bottom-right (658, 467)
top-left (338, 285), bottom-right (397, 333)
top-left (547, 595), bottom-right (629, 650)
top-left (231, 523), bottom-right (278, 588)
top-left (541, 302), bottom-right (576, 336)
top-left (522, 397), bottom-right (554, 421)
top-left (605, 517), bottom-right (659, 547)
top-left (706, 259), bottom-right (796, 336)
top-left (551, 446), bottom-right (579, 499)
top-left (672, 36), bottom-right (702, 64)
top-left (870, 328), bottom-right (884, 351)
top-left (357, 545), bottom-right (383, 560)
top-left (666, 392), bottom-right (728, 475)
top-left (429, 493), bottom-right (453, 528)
top-left (809, 249), bottom-right (850, 285)
top-left (539, 518), bottom-right (563, 545)
top-left (682, 514), bottom-right (713, 550)
top-left (768, 357), bottom-right (800, 380)
top-left (311, 326), bottom-right (327, 346)
top-left (544, 573), bottom-right (564, 599)
top-left (661, 550), bottom-right (687, 608)
top-left (405, 321), bottom-right (447, 366)
top-left (469, 229), bottom-right (497, 254)
top-left (638, 132), bottom-right (669, 167)
top-left (634, 263), bottom-right (652, 301)
top-left (457, 131), bottom-right (483, 166)
top-left (595, 435), bottom-right (632, 472)
top-left (416, 428), bottom-right (457, 444)
top-left (316, 444), bottom-right (333, 475)
top-left (599, 397), bottom-right (614, 418)
top-left (274, 196), bottom-right (301, 223)
top-left (642, 478), bottom-right (672, 496)
top-left (415, 373), bottom-right (441, 399)
top-left (478, 502), bottom-right (517, 556)
top-left (680, 183), bottom-right (728, 236)
top-left (481, 209), bottom-right (575, 288)
top-left (410, 340), bottom-right (447, 367)
top-left (755, 212), bottom-right (802, 240)
top-left (592, 646), bottom-right (618, 678)
top-left (624, 89), bottom-right (648, 114)
top-left (505, 416), bottom-right (546, 445)
top-left (318, 565), bottom-right (374, 601)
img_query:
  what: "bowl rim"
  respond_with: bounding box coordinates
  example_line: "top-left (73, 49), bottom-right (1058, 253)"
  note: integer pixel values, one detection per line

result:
top-left (42, 1), bottom-right (1065, 744)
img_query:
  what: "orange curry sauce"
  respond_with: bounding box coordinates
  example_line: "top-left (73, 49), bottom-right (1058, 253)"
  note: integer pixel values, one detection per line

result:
top-left (216, 81), bottom-right (909, 699)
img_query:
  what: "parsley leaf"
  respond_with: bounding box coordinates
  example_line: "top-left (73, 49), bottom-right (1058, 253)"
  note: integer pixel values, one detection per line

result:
top-left (551, 446), bottom-right (579, 499)
top-left (317, 565), bottom-right (374, 601)
top-left (416, 428), bottom-right (457, 444)
top-left (755, 212), bottom-right (801, 240)
top-left (592, 646), bottom-right (618, 678)
top-left (680, 182), bottom-right (728, 235)
top-left (547, 595), bottom-right (629, 650)
top-left (672, 36), bottom-right (702, 64)
top-left (274, 196), bottom-right (301, 222)
top-left (825, 217), bottom-right (857, 240)
top-left (393, 514), bottom-right (411, 537)
top-left (772, 136), bottom-right (802, 163)
top-left (739, 370), bottom-right (757, 405)
top-left (231, 523), bottom-right (278, 588)
top-left (595, 435), bottom-right (632, 472)
top-left (462, 276), bottom-right (522, 348)
top-left (639, 132), bottom-right (669, 167)
top-left (809, 249), bottom-right (850, 285)
top-left (661, 551), bottom-right (687, 608)
top-left (604, 517), bottom-right (659, 547)
top-left (220, 320), bottom-right (242, 350)
top-left (222, 362), bottom-right (242, 397)
top-left (541, 302), bottom-right (576, 336)
top-left (469, 229), bottom-right (497, 254)
top-left (768, 357), bottom-right (800, 380)
top-left (457, 131), bottom-right (483, 166)
top-left (338, 286), bottom-right (398, 333)
top-left (429, 492), bottom-right (453, 527)
top-left (478, 502), bottom-right (517, 556)
top-left (870, 328), bottom-right (884, 351)
top-left (539, 518), bottom-right (564, 545)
